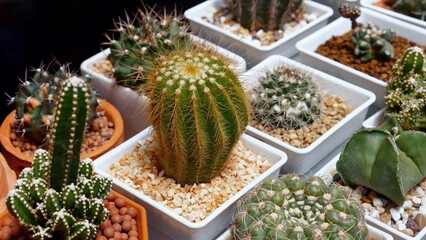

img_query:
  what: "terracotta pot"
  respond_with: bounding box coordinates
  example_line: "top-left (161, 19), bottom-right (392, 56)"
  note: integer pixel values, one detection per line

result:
top-left (0, 153), bottom-right (16, 215)
top-left (0, 99), bottom-right (124, 176)
top-left (0, 190), bottom-right (148, 240)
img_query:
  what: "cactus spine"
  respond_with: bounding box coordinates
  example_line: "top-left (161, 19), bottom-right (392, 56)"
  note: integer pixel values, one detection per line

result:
top-left (106, 6), bottom-right (192, 90)
top-left (350, 23), bottom-right (395, 63)
top-left (146, 48), bottom-right (249, 184)
top-left (229, 0), bottom-right (304, 32)
top-left (251, 65), bottom-right (322, 130)
top-left (385, 46), bottom-right (426, 131)
top-left (6, 77), bottom-right (112, 239)
top-left (232, 174), bottom-right (368, 239)
top-left (10, 63), bottom-right (98, 144)
top-left (337, 114), bottom-right (426, 205)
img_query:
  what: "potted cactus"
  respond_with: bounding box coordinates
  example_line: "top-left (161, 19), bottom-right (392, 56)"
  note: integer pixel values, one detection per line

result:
top-left (0, 76), bottom-right (147, 240)
top-left (241, 55), bottom-right (375, 174)
top-left (93, 46), bottom-right (288, 240)
top-left (0, 62), bottom-right (124, 175)
top-left (361, 0), bottom-right (426, 28)
top-left (296, 5), bottom-right (426, 108)
top-left (80, 5), bottom-right (246, 140)
top-left (184, 0), bottom-right (333, 68)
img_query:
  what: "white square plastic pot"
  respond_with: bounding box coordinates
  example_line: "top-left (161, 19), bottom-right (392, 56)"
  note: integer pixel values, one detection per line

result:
top-left (362, 108), bottom-right (386, 129)
top-left (80, 35), bottom-right (247, 140)
top-left (241, 55), bottom-right (375, 175)
top-left (184, 0), bottom-right (333, 68)
top-left (316, 154), bottom-right (426, 240)
top-left (296, 7), bottom-right (426, 108)
top-left (361, 0), bottom-right (426, 28)
top-left (93, 127), bottom-right (287, 240)
top-left (215, 224), bottom-right (394, 240)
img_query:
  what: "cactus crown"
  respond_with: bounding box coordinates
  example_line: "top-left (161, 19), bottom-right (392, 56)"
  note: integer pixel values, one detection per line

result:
top-left (9, 62), bottom-right (98, 144)
top-left (350, 22), bottom-right (395, 63)
top-left (385, 46), bottom-right (426, 131)
top-left (6, 77), bottom-right (112, 240)
top-left (251, 65), bottom-right (322, 130)
top-left (338, 3), bottom-right (361, 29)
top-left (146, 47), bottom-right (250, 184)
top-left (232, 173), bottom-right (368, 239)
top-left (106, 5), bottom-right (192, 91)
top-left (229, 0), bottom-right (304, 32)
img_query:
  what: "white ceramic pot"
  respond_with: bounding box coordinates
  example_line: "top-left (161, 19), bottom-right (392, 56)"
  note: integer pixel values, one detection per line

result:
top-left (241, 55), bottom-right (375, 175)
top-left (296, 7), bottom-right (426, 108)
top-left (184, 0), bottom-right (333, 68)
top-left (215, 224), bottom-right (394, 240)
top-left (93, 127), bottom-right (287, 240)
top-left (316, 154), bottom-right (426, 240)
top-left (80, 35), bottom-right (247, 140)
top-left (361, 0), bottom-right (426, 28)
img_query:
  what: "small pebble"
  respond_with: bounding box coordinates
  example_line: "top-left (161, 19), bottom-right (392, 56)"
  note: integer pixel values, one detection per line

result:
top-left (390, 208), bottom-right (401, 221)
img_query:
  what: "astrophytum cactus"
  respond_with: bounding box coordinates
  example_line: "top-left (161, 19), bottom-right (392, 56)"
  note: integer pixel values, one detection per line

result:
top-left (232, 173), bottom-right (368, 239)
top-left (337, 114), bottom-right (426, 205)
top-left (146, 48), bottom-right (250, 184)
top-left (6, 76), bottom-right (112, 240)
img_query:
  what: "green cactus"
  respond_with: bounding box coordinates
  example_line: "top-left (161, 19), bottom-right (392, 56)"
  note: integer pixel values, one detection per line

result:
top-left (337, 114), bottom-right (426, 205)
top-left (350, 22), bottom-right (395, 63)
top-left (251, 65), bottom-right (322, 130)
top-left (146, 48), bottom-right (250, 184)
top-left (10, 62), bottom-right (98, 144)
top-left (387, 0), bottom-right (426, 21)
top-left (385, 46), bottom-right (426, 131)
top-left (229, 0), bottom-right (304, 32)
top-left (6, 76), bottom-right (112, 240)
top-left (106, 6), bottom-right (192, 90)
top-left (232, 173), bottom-right (369, 239)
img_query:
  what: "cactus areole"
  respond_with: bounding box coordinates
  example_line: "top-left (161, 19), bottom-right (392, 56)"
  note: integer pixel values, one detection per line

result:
top-left (337, 115), bottom-right (426, 205)
top-left (147, 49), bottom-right (249, 184)
top-left (232, 174), bottom-right (368, 239)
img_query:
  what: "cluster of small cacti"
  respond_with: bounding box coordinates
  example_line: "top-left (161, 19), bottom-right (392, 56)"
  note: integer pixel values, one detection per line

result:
top-left (229, 0), bottom-right (304, 32)
top-left (232, 173), bottom-right (368, 239)
top-left (337, 114), bottom-right (426, 205)
top-left (251, 65), bottom-right (322, 130)
top-left (385, 46), bottom-right (426, 131)
top-left (350, 22), bottom-right (395, 62)
top-left (385, 0), bottom-right (426, 21)
top-left (10, 62), bottom-right (98, 144)
top-left (106, 6), bottom-right (192, 90)
top-left (6, 77), bottom-right (112, 240)
top-left (146, 48), bottom-right (249, 184)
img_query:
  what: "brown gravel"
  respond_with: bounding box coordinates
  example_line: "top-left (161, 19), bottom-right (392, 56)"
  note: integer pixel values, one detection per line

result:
top-left (9, 111), bottom-right (114, 156)
top-left (315, 27), bottom-right (426, 82)
top-left (108, 136), bottom-right (272, 223)
top-left (250, 95), bottom-right (353, 149)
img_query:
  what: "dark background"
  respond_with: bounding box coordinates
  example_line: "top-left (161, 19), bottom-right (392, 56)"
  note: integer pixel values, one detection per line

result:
top-left (0, 0), bottom-right (203, 121)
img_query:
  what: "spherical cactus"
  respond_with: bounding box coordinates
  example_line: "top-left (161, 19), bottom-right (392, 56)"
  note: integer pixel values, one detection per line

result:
top-left (251, 65), bottom-right (322, 130)
top-left (146, 48), bottom-right (250, 184)
top-left (338, 3), bottom-right (361, 29)
top-left (229, 0), bottom-right (303, 32)
top-left (385, 46), bottom-right (426, 131)
top-left (232, 174), bottom-right (368, 239)
top-left (106, 6), bottom-right (192, 90)
top-left (350, 23), bottom-right (395, 63)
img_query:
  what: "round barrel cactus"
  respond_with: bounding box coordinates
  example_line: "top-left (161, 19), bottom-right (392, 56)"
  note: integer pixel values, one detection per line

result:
top-left (146, 49), bottom-right (249, 184)
top-left (232, 174), bottom-right (368, 239)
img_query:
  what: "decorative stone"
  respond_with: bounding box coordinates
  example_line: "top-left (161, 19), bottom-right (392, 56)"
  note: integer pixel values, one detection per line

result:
top-left (402, 200), bottom-right (413, 209)
top-left (415, 214), bottom-right (426, 230)
top-left (390, 208), bottom-right (402, 221)
top-left (373, 197), bottom-right (383, 207)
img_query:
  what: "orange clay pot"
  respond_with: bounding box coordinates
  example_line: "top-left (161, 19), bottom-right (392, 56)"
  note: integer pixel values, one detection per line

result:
top-left (0, 190), bottom-right (149, 240)
top-left (0, 99), bottom-right (124, 176)
top-left (0, 153), bottom-right (16, 215)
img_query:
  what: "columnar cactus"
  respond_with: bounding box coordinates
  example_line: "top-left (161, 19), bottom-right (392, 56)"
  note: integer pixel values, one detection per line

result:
top-left (251, 65), bottom-right (322, 130)
top-left (232, 174), bottom-right (368, 239)
top-left (385, 46), bottom-right (426, 131)
top-left (350, 23), bottom-right (395, 62)
top-left (10, 62), bottom-right (98, 144)
top-left (386, 0), bottom-right (426, 21)
top-left (337, 114), bottom-right (426, 205)
top-left (229, 0), bottom-right (304, 32)
top-left (106, 6), bottom-right (192, 90)
top-left (146, 48), bottom-right (250, 184)
top-left (6, 77), bottom-right (112, 239)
